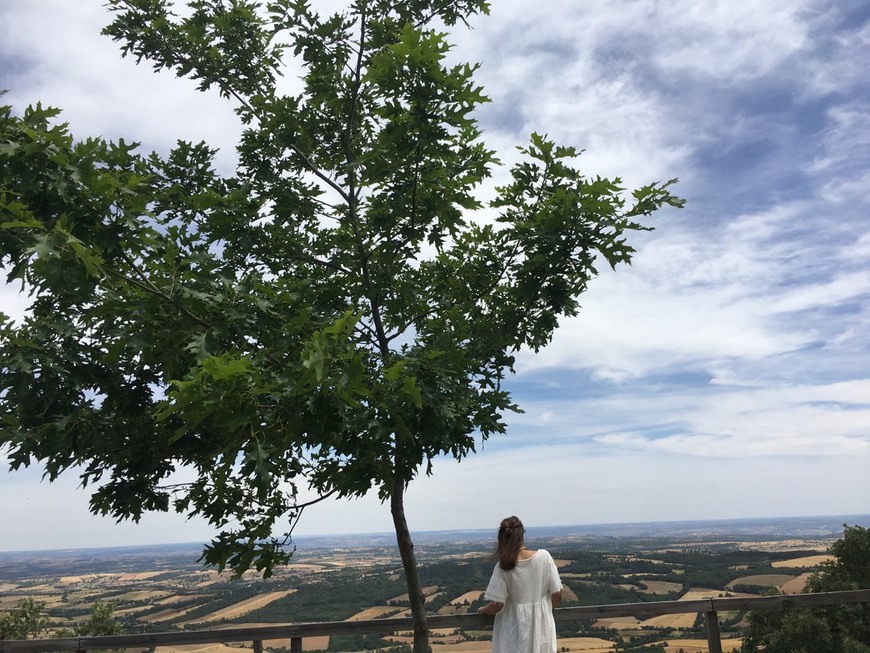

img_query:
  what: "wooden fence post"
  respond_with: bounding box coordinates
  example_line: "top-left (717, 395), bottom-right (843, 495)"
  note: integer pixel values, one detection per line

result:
top-left (290, 636), bottom-right (303, 653)
top-left (253, 639), bottom-right (263, 653)
top-left (705, 605), bottom-right (723, 653)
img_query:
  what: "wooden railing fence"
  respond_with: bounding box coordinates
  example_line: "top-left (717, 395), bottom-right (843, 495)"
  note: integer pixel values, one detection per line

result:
top-left (1, 589), bottom-right (868, 653)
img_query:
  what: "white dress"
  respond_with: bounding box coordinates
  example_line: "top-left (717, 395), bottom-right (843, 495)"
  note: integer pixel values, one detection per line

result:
top-left (484, 549), bottom-right (563, 653)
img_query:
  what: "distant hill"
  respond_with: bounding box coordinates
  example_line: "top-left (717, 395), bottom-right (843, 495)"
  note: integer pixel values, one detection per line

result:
top-left (1, 514), bottom-right (867, 568)
top-left (294, 513), bottom-right (870, 548)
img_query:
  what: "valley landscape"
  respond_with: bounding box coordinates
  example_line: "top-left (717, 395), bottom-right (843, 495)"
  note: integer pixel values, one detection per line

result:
top-left (1, 515), bottom-right (867, 653)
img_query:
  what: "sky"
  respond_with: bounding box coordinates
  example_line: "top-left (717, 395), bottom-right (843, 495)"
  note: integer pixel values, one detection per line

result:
top-left (0, 0), bottom-right (869, 553)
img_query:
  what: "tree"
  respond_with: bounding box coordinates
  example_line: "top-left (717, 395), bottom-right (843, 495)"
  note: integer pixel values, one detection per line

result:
top-left (0, 597), bottom-right (48, 640)
top-left (53, 601), bottom-right (122, 653)
top-left (741, 525), bottom-right (870, 653)
top-left (0, 2), bottom-right (683, 652)
top-left (74, 601), bottom-right (122, 637)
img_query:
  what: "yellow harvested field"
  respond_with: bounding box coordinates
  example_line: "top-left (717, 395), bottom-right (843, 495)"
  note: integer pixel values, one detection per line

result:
top-left (154, 639), bottom-right (331, 653)
top-left (779, 572), bottom-right (812, 594)
top-left (117, 571), bottom-right (165, 582)
top-left (301, 635), bottom-right (330, 650)
top-left (426, 591), bottom-right (446, 604)
top-left (57, 575), bottom-right (96, 585)
top-left (206, 623), bottom-right (328, 651)
top-left (680, 588), bottom-right (730, 600)
top-left (561, 585), bottom-right (579, 602)
top-left (638, 588), bottom-right (731, 630)
top-left (638, 581), bottom-right (683, 594)
top-left (554, 559), bottom-right (573, 568)
top-left (154, 645), bottom-right (242, 653)
top-left (181, 589), bottom-right (297, 624)
top-left (0, 584), bottom-right (17, 592)
top-left (772, 554), bottom-right (834, 568)
top-left (346, 606), bottom-right (402, 621)
top-left (19, 584), bottom-right (56, 592)
top-left (156, 593), bottom-right (209, 605)
top-left (388, 585), bottom-right (440, 603)
top-left (660, 638), bottom-right (743, 652)
top-left (641, 612), bottom-right (696, 629)
top-left (558, 637), bottom-right (617, 652)
top-left (736, 539), bottom-right (832, 552)
top-left (140, 605), bottom-right (207, 623)
top-left (422, 638), bottom-right (616, 653)
top-left (450, 590), bottom-right (484, 605)
top-left (726, 574), bottom-right (795, 589)
top-left (3, 593), bottom-right (65, 608)
top-left (593, 616), bottom-right (640, 630)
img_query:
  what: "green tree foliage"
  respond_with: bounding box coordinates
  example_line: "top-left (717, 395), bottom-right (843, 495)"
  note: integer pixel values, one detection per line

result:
top-left (741, 525), bottom-right (870, 653)
top-left (0, 2), bottom-right (683, 651)
top-left (54, 600), bottom-right (122, 639)
top-left (0, 597), bottom-right (48, 640)
top-left (74, 601), bottom-right (122, 637)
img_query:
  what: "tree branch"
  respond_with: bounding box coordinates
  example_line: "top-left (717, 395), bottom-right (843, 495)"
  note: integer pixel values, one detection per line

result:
top-left (108, 252), bottom-right (212, 330)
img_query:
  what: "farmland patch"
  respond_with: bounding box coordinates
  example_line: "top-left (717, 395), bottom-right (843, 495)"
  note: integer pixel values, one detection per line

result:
top-left (660, 638), bottom-right (743, 652)
top-left (181, 590), bottom-right (297, 624)
top-left (346, 606), bottom-right (402, 621)
top-left (772, 554), bottom-right (834, 568)
top-left (725, 574), bottom-right (795, 590)
top-left (449, 590), bottom-right (484, 605)
top-left (779, 572), bottom-right (812, 594)
top-left (561, 585), bottom-right (579, 602)
top-left (593, 615), bottom-right (640, 629)
top-left (636, 580), bottom-right (683, 594)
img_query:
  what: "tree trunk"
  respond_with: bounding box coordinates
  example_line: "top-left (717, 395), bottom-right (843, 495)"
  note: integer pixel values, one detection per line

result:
top-left (391, 479), bottom-right (431, 653)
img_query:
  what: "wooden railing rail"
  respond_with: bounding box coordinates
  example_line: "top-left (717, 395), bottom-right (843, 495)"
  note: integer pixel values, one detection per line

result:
top-left (1, 589), bottom-right (868, 653)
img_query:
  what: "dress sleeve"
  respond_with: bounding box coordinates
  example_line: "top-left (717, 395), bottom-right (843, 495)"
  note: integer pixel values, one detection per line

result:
top-left (544, 550), bottom-right (562, 594)
top-left (484, 564), bottom-right (508, 602)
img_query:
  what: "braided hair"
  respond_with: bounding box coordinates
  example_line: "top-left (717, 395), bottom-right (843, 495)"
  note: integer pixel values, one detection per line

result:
top-left (495, 516), bottom-right (526, 570)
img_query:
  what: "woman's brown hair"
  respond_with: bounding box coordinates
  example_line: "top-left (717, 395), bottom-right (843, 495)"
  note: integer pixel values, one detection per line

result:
top-left (495, 516), bottom-right (525, 570)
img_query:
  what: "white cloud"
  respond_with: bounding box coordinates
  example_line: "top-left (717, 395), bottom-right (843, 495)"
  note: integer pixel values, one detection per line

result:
top-left (649, 0), bottom-right (811, 79)
top-left (1, 1), bottom-right (241, 169)
top-left (802, 15), bottom-right (870, 97)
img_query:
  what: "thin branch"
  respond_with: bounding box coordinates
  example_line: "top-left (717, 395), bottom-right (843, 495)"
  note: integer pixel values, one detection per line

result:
top-left (285, 143), bottom-right (352, 204)
top-left (341, 8), bottom-right (392, 357)
top-left (287, 252), bottom-right (348, 273)
top-left (107, 253), bottom-right (212, 330)
top-left (287, 488), bottom-right (338, 536)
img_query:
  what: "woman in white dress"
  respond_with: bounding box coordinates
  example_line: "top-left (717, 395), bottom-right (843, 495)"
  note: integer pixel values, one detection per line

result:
top-left (478, 516), bottom-right (563, 653)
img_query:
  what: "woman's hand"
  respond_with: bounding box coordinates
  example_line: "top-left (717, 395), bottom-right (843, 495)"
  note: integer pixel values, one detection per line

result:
top-left (478, 601), bottom-right (504, 615)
